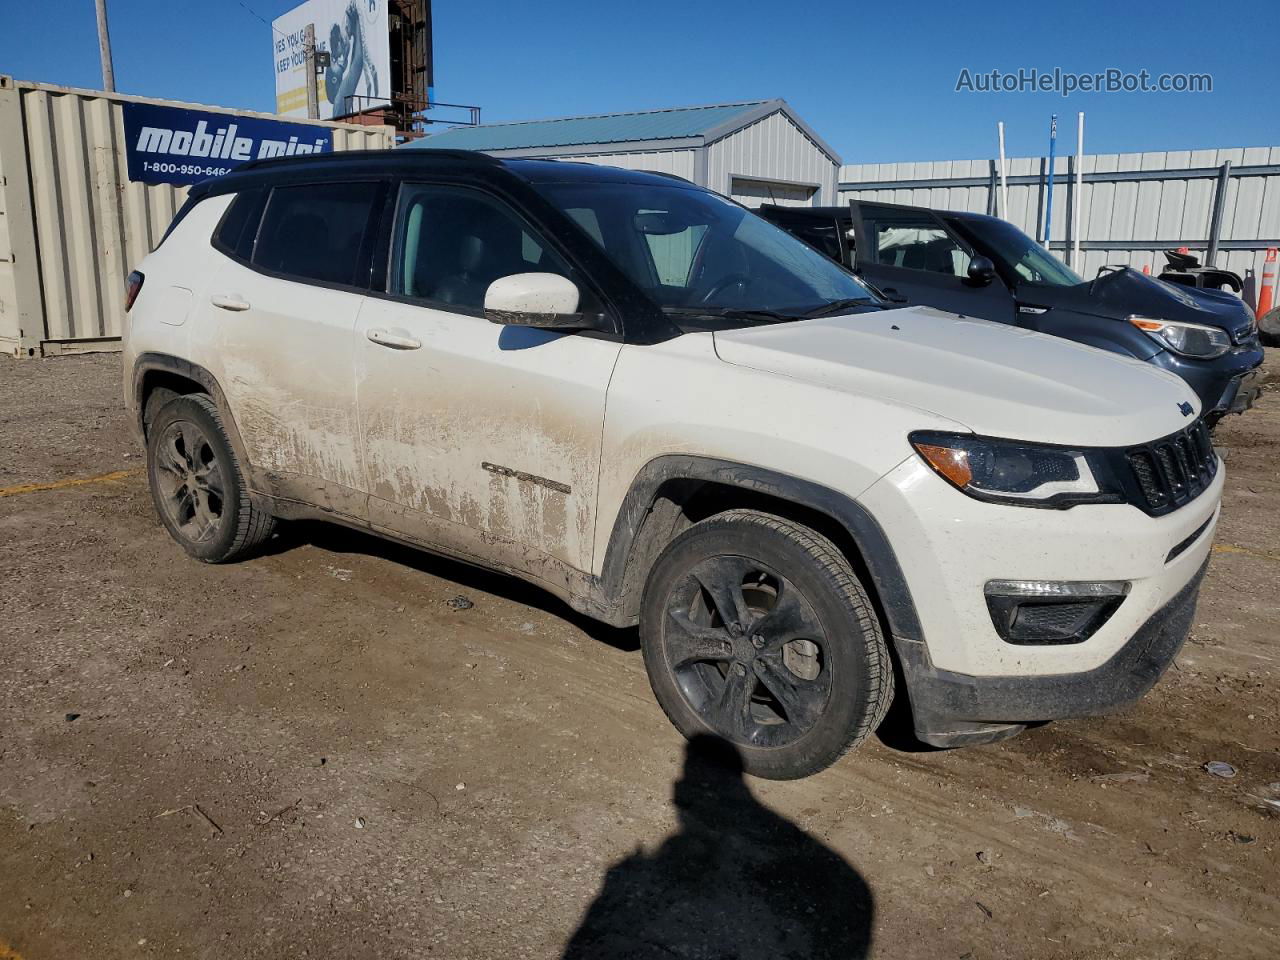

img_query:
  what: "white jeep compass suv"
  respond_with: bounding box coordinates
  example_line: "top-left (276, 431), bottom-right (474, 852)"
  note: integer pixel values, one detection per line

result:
top-left (122, 150), bottom-right (1222, 779)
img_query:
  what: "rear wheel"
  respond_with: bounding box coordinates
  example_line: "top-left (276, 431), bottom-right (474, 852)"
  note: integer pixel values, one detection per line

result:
top-left (640, 510), bottom-right (893, 780)
top-left (146, 394), bottom-right (275, 563)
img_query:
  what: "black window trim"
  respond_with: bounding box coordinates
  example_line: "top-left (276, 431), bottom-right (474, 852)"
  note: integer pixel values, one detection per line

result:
top-left (363, 176), bottom-right (625, 340)
top-left (208, 177), bottom-right (391, 296)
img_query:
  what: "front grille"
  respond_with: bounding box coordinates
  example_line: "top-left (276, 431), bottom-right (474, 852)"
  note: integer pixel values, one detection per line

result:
top-left (1125, 420), bottom-right (1217, 516)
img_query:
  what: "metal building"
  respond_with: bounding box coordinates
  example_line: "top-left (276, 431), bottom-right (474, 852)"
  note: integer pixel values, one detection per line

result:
top-left (0, 77), bottom-right (394, 358)
top-left (406, 99), bottom-right (842, 207)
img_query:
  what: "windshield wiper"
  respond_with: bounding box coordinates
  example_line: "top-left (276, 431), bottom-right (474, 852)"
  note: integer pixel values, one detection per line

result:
top-left (662, 306), bottom-right (799, 324)
top-left (799, 298), bottom-right (883, 318)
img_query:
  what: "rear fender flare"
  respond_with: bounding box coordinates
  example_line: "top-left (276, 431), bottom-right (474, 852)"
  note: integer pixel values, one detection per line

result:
top-left (131, 353), bottom-right (255, 481)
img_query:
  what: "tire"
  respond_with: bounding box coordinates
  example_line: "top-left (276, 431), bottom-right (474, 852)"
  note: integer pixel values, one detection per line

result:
top-left (146, 394), bottom-right (276, 563)
top-left (639, 509), bottom-right (894, 780)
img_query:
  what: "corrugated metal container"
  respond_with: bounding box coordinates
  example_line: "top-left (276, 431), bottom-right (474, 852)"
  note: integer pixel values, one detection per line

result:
top-left (0, 77), bottom-right (394, 357)
top-left (839, 147), bottom-right (1280, 308)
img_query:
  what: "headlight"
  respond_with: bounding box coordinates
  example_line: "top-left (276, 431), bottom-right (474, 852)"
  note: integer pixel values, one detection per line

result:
top-left (1128, 316), bottom-right (1231, 359)
top-left (910, 432), bottom-right (1122, 508)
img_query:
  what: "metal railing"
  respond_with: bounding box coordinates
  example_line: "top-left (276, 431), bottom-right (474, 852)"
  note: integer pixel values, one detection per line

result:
top-left (840, 159), bottom-right (1280, 269)
top-left (335, 94), bottom-right (481, 137)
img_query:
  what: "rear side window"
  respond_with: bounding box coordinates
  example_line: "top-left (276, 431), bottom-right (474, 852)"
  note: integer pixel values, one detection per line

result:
top-left (212, 188), bottom-right (266, 260)
top-left (249, 182), bottom-right (380, 287)
top-left (786, 220), bottom-right (844, 265)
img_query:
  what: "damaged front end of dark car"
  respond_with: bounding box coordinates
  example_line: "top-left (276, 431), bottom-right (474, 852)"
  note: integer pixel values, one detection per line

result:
top-left (1021, 264), bottom-right (1265, 425)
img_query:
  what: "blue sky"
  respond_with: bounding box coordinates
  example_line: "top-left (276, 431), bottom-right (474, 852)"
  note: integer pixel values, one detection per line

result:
top-left (0, 0), bottom-right (1272, 163)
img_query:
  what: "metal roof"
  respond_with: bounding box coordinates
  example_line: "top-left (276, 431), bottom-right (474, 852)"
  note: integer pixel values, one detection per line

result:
top-left (403, 99), bottom-right (839, 160)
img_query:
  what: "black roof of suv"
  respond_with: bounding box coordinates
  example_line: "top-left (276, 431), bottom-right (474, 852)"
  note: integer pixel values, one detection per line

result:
top-left (212, 149), bottom-right (696, 195)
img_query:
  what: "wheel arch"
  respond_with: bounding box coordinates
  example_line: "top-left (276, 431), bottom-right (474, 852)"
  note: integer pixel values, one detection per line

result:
top-left (131, 353), bottom-right (253, 473)
top-left (598, 456), bottom-right (922, 643)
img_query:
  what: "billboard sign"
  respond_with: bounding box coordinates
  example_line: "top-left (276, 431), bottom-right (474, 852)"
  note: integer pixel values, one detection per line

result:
top-left (121, 101), bottom-right (334, 186)
top-left (273, 0), bottom-right (390, 120)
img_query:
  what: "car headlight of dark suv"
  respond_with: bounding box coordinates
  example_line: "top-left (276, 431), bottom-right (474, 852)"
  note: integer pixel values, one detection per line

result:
top-left (910, 432), bottom-right (1124, 508)
top-left (1127, 316), bottom-right (1232, 359)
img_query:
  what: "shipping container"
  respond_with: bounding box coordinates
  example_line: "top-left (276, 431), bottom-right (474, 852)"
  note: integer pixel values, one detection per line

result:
top-left (0, 77), bottom-right (394, 357)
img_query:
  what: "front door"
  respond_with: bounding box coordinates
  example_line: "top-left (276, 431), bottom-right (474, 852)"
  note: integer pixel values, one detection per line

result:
top-left (851, 203), bottom-right (1016, 323)
top-left (205, 179), bottom-right (383, 518)
top-left (355, 182), bottom-right (621, 582)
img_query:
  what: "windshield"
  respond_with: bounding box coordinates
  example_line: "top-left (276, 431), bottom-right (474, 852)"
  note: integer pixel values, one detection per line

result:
top-left (534, 181), bottom-right (876, 317)
top-left (954, 216), bottom-right (1084, 287)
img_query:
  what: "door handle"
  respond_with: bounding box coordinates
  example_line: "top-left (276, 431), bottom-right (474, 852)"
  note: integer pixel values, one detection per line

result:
top-left (367, 328), bottom-right (422, 350)
top-left (210, 293), bottom-right (250, 312)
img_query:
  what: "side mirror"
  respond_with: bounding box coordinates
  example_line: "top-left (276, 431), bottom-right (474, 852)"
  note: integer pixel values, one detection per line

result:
top-left (967, 255), bottom-right (996, 286)
top-left (484, 273), bottom-right (589, 329)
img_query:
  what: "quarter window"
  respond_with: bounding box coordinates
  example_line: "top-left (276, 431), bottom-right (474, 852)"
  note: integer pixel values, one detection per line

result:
top-left (390, 183), bottom-right (573, 311)
top-left (212, 188), bottom-right (265, 260)
top-left (250, 181), bottom-right (379, 286)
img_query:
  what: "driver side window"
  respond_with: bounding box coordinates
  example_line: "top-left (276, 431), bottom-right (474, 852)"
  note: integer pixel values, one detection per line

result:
top-left (867, 216), bottom-right (971, 277)
top-left (390, 183), bottom-right (572, 312)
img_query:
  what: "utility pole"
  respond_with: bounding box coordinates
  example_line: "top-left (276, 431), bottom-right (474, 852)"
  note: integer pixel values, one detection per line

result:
top-left (304, 23), bottom-right (319, 119)
top-left (1043, 114), bottom-right (1058, 251)
top-left (95, 0), bottom-right (116, 92)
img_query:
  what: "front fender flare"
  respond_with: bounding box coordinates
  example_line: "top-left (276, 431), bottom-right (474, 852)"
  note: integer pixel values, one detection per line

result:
top-left (598, 455), bottom-right (922, 642)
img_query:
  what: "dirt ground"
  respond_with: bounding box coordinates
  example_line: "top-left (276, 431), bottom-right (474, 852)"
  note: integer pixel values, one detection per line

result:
top-left (1, 350), bottom-right (1278, 960)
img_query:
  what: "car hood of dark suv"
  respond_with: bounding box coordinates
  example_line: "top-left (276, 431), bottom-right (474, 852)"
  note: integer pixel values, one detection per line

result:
top-left (1035, 268), bottom-right (1256, 342)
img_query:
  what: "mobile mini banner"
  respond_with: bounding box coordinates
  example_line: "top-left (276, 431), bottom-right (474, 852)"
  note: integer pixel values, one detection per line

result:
top-left (121, 101), bottom-right (335, 187)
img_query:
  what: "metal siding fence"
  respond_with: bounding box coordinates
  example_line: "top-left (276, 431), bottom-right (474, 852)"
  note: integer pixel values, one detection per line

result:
top-left (707, 112), bottom-right (838, 205)
top-left (0, 78), bottom-right (394, 356)
top-left (544, 149), bottom-right (697, 180)
top-left (839, 146), bottom-right (1280, 309)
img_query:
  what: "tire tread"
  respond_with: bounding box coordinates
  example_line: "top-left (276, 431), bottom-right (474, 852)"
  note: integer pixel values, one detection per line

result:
top-left (642, 508), bottom-right (894, 778)
top-left (149, 393), bottom-right (276, 563)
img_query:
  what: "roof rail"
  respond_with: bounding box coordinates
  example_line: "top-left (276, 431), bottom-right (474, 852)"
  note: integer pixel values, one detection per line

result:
top-left (234, 147), bottom-right (501, 173)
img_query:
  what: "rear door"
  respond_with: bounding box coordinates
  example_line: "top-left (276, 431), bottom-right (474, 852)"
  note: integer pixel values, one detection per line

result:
top-left (850, 202), bottom-right (1015, 322)
top-left (201, 179), bottom-right (384, 519)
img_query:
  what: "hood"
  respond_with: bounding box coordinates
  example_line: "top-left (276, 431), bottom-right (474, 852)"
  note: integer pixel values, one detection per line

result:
top-left (713, 306), bottom-right (1200, 447)
top-left (1058, 268), bottom-right (1255, 341)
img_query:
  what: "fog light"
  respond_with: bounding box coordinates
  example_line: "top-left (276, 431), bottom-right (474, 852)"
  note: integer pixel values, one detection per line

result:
top-left (984, 580), bottom-right (1129, 645)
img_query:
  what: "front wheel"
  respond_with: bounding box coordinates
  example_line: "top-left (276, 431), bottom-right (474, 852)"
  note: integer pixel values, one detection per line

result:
top-left (640, 510), bottom-right (893, 780)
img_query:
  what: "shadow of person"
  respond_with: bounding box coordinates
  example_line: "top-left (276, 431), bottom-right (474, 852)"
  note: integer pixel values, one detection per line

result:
top-left (562, 735), bottom-right (874, 959)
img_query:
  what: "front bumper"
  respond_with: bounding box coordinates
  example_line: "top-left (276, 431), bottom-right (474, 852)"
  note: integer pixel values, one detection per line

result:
top-left (1221, 367), bottom-right (1263, 417)
top-left (897, 557), bottom-right (1208, 747)
top-left (1153, 341), bottom-right (1264, 419)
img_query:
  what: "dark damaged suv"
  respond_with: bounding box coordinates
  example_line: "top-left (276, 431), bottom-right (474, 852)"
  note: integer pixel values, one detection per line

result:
top-left (762, 201), bottom-right (1264, 426)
